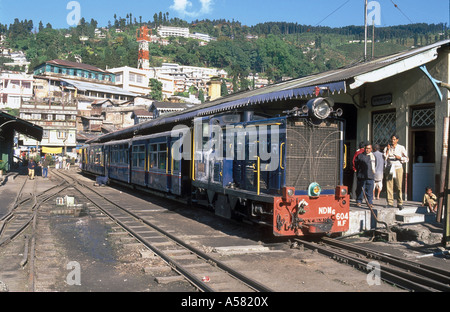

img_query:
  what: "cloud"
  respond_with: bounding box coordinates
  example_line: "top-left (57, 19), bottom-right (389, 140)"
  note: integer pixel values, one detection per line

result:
top-left (170, 0), bottom-right (213, 18)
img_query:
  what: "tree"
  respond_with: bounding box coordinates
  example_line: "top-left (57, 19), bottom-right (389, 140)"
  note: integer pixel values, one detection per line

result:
top-left (221, 80), bottom-right (228, 96)
top-left (198, 89), bottom-right (205, 103)
top-left (149, 78), bottom-right (163, 101)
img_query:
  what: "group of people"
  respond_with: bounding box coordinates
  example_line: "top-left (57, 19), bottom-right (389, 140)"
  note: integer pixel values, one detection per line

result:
top-left (27, 156), bottom-right (50, 179)
top-left (351, 134), bottom-right (437, 213)
top-left (26, 154), bottom-right (74, 180)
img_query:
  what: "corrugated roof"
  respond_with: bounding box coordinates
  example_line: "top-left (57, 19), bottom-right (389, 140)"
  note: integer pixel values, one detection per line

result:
top-left (60, 78), bottom-right (139, 97)
top-left (45, 59), bottom-right (112, 74)
top-left (88, 40), bottom-right (450, 144)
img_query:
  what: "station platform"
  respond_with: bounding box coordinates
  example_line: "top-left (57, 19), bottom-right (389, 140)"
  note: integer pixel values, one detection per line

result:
top-left (347, 197), bottom-right (444, 244)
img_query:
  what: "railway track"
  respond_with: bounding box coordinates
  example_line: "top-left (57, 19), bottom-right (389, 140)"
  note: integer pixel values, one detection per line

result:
top-left (294, 237), bottom-right (450, 292)
top-left (0, 177), bottom-right (69, 247)
top-left (0, 175), bottom-right (73, 291)
top-left (53, 170), bottom-right (273, 292)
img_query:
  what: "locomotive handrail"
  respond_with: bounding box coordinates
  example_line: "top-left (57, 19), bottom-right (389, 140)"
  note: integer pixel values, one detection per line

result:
top-left (280, 142), bottom-right (285, 170)
top-left (191, 127), bottom-right (196, 181)
top-left (343, 144), bottom-right (347, 169)
top-left (257, 156), bottom-right (260, 195)
top-left (171, 147), bottom-right (174, 175)
top-left (166, 147), bottom-right (169, 174)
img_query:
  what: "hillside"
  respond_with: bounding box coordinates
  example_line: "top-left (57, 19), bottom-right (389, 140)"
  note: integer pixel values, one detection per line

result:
top-left (1, 17), bottom-right (448, 87)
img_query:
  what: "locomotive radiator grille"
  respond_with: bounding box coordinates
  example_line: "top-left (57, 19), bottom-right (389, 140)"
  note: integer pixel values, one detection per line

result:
top-left (285, 120), bottom-right (341, 190)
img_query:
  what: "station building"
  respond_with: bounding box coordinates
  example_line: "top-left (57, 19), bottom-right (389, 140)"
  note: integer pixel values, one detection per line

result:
top-left (329, 40), bottom-right (450, 202)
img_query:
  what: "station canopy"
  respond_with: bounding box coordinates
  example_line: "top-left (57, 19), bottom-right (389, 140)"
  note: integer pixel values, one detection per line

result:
top-left (0, 111), bottom-right (43, 141)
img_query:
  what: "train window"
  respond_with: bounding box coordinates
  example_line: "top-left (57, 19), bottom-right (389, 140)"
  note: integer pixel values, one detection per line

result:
top-left (110, 146), bottom-right (116, 164)
top-left (132, 145), bottom-right (146, 168)
top-left (150, 152), bottom-right (157, 169)
top-left (159, 143), bottom-right (167, 170)
top-left (172, 143), bottom-right (181, 172)
top-left (159, 151), bottom-right (166, 170)
top-left (202, 123), bottom-right (209, 147)
top-left (149, 144), bottom-right (157, 169)
top-left (173, 158), bottom-right (180, 172)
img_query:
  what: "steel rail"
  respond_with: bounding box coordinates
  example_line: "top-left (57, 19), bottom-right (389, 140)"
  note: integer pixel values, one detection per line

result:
top-left (56, 170), bottom-right (273, 292)
top-left (321, 237), bottom-right (450, 284)
top-left (294, 238), bottom-right (450, 292)
top-left (0, 178), bottom-right (73, 247)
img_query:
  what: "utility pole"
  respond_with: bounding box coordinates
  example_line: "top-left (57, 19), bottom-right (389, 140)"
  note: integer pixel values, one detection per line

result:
top-left (364, 0), bottom-right (368, 61)
top-left (372, 19), bottom-right (375, 59)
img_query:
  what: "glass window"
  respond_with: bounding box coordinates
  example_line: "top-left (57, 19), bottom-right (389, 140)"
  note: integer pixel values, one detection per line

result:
top-left (132, 145), bottom-right (146, 168)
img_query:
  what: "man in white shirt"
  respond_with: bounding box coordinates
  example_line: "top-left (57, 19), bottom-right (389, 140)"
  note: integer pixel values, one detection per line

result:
top-left (383, 134), bottom-right (409, 209)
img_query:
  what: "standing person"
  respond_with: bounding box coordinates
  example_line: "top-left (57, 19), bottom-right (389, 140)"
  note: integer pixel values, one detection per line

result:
top-left (384, 134), bottom-right (409, 209)
top-left (351, 141), bottom-right (365, 199)
top-left (42, 156), bottom-right (49, 179)
top-left (373, 144), bottom-right (385, 200)
top-left (355, 142), bottom-right (376, 208)
top-left (28, 158), bottom-right (36, 180)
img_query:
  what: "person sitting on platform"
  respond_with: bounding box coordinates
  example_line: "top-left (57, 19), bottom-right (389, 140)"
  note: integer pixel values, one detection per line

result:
top-left (422, 186), bottom-right (437, 214)
top-left (95, 176), bottom-right (109, 186)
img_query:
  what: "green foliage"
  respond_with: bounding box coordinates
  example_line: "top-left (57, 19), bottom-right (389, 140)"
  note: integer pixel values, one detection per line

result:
top-left (149, 78), bottom-right (163, 101)
top-left (1, 15), bottom-right (447, 89)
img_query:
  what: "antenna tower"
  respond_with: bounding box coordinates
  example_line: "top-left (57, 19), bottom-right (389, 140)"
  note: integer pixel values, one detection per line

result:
top-left (137, 26), bottom-right (151, 70)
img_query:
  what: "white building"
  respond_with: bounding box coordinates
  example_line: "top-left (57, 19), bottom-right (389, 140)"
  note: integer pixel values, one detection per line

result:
top-left (157, 26), bottom-right (190, 38)
top-left (109, 66), bottom-right (151, 96)
top-left (0, 71), bottom-right (34, 109)
top-left (151, 63), bottom-right (227, 99)
top-left (157, 26), bottom-right (215, 43)
top-left (190, 32), bottom-right (216, 42)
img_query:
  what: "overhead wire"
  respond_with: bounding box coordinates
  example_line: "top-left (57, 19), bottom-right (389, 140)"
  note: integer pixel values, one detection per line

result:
top-left (314, 0), bottom-right (353, 27)
top-left (389, 0), bottom-right (414, 24)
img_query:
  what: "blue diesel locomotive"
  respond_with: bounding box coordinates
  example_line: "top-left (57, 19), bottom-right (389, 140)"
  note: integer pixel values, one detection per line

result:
top-left (81, 97), bottom-right (350, 237)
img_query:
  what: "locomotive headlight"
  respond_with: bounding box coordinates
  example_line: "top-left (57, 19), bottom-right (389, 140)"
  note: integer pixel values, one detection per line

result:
top-left (336, 185), bottom-right (348, 199)
top-left (307, 97), bottom-right (334, 120)
top-left (283, 187), bottom-right (296, 200)
top-left (308, 182), bottom-right (322, 197)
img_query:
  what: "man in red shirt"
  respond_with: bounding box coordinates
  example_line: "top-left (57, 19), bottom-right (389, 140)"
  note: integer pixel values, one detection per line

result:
top-left (351, 142), bottom-right (365, 200)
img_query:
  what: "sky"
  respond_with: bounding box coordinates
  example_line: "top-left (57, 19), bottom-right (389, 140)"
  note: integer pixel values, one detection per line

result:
top-left (0, 0), bottom-right (449, 30)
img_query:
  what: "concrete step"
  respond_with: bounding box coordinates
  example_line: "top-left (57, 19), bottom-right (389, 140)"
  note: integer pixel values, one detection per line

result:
top-left (397, 205), bottom-right (428, 214)
top-left (395, 205), bottom-right (435, 224)
top-left (395, 213), bottom-right (425, 223)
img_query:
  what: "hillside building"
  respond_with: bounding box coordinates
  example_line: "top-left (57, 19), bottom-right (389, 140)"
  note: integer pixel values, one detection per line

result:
top-left (0, 71), bottom-right (34, 109)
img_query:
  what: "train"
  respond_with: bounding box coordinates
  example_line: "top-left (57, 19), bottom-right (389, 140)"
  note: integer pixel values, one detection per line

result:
top-left (80, 97), bottom-right (350, 237)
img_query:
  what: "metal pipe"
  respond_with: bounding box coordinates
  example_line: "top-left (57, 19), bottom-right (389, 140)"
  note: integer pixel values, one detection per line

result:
top-left (437, 117), bottom-right (449, 223)
top-left (364, 0), bottom-right (368, 61)
top-left (362, 187), bottom-right (391, 233)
